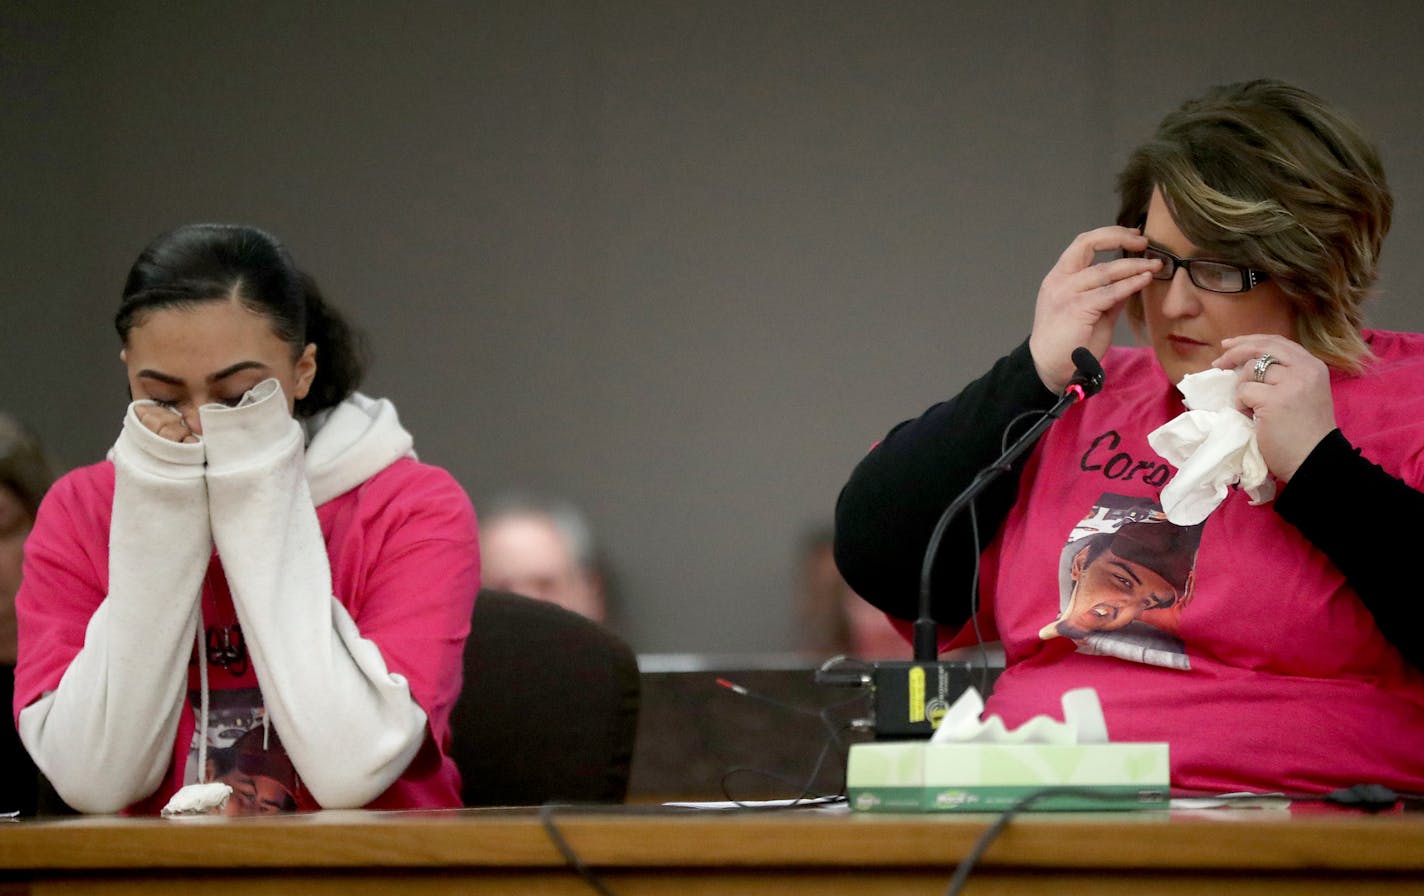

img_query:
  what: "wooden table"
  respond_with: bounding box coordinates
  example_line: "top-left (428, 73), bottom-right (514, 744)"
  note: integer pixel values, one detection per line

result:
top-left (3, 804), bottom-right (1424, 895)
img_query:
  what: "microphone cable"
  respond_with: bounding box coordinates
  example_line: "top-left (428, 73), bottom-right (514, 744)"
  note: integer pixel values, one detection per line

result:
top-left (912, 347), bottom-right (1103, 667)
top-left (941, 783), bottom-right (1424, 896)
top-left (538, 676), bottom-right (868, 896)
top-left (538, 782), bottom-right (1421, 896)
top-left (713, 675), bottom-right (867, 808)
top-left (941, 786), bottom-right (1151, 896)
top-left (960, 402), bottom-right (1073, 690)
top-left (538, 801), bottom-right (619, 896)
top-left (952, 405), bottom-right (1058, 697)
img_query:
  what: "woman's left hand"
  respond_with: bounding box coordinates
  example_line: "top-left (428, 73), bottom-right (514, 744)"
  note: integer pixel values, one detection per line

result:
top-left (1213, 335), bottom-right (1336, 482)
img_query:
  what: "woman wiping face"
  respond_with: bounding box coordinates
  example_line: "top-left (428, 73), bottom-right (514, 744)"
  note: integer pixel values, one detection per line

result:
top-left (121, 295), bottom-right (316, 442)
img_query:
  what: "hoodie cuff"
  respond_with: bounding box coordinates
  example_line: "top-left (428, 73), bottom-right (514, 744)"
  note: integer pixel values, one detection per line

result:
top-left (200, 379), bottom-right (304, 474)
top-left (111, 402), bottom-right (207, 478)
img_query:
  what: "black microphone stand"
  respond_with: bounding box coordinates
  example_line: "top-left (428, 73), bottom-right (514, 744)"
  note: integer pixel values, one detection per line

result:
top-left (834, 349), bottom-right (1103, 740)
top-left (913, 356), bottom-right (1101, 661)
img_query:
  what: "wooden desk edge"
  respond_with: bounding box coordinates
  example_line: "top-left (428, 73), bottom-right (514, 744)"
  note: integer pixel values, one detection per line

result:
top-left (3, 809), bottom-right (1423, 874)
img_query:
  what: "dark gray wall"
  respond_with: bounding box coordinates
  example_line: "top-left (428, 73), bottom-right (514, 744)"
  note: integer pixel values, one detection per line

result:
top-left (5, 1), bottom-right (1424, 652)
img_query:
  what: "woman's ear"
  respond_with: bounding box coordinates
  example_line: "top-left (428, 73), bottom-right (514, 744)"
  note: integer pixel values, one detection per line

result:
top-left (293, 343), bottom-right (317, 400)
top-left (1070, 545), bottom-right (1090, 580)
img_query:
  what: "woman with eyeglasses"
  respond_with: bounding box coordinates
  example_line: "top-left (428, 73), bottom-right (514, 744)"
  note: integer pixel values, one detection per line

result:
top-left (13, 224), bottom-right (480, 814)
top-left (834, 80), bottom-right (1424, 796)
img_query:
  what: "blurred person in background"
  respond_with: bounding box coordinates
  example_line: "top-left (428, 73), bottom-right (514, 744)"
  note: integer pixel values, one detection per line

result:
top-left (796, 526), bottom-right (905, 661)
top-left (479, 493), bottom-right (608, 624)
top-left (1, 413), bottom-right (58, 815)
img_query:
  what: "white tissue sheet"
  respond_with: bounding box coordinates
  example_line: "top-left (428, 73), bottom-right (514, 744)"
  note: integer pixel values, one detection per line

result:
top-left (1148, 368), bottom-right (1275, 526)
top-left (160, 782), bottom-right (233, 817)
top-left (931, 687), bottom-right (1109, 746)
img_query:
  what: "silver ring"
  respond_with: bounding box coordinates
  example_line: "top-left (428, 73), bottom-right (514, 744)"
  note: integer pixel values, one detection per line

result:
top-left (1253, 353), bottom-right (1278, 383)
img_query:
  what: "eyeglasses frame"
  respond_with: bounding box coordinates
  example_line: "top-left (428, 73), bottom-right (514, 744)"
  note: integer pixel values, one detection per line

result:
top-left (1138, 245), bottom-right (1270, 294)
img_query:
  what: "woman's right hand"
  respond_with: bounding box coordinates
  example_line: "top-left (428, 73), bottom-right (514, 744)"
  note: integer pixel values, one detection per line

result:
top-left (1028, 227), bottom-right (1161, 394)
top-left (134, 404), bottom-right (198, 443)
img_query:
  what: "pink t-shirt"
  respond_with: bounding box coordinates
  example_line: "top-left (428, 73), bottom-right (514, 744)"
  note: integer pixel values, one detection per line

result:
top-left (15, 457), bottom-right (478, 814)
top-left (946, 331), bottom-right (1424, 794)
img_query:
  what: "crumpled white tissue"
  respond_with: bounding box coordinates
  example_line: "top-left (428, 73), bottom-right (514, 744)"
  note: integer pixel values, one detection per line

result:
top-left (930, 686), bottom-right (1109, 745)
top-left (1147, 368), bottom-right (1275, 526)
top-left (160, 782), bottom-right (233, 817)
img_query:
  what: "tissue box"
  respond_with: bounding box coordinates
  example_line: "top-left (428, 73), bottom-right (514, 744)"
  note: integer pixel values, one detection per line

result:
top-left (846, 741), bottom-right (1169, 812)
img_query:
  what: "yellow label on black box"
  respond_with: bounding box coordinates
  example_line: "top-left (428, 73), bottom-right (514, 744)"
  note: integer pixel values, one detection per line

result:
top-left (908, 667), bottom-right (926, 723)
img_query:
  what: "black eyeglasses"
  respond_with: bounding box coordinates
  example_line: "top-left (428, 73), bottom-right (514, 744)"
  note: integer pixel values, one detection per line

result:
top-left (1140, 245), bottom-right (1270, 294)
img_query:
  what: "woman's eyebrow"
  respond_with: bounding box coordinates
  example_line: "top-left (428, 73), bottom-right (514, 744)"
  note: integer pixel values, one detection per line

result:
top-left (136, 369), bottom-right (184, 385)
top-left (208, 361), bottom-right (268, 382)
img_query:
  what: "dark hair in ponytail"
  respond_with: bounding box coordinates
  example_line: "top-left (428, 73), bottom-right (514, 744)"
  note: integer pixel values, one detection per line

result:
top-left (115, 224), bottom-right (369, 417)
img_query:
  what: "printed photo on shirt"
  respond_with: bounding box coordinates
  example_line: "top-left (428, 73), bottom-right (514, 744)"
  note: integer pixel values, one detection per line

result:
top-left (183, 687), bottom-right (301, 815)
top-left (1038, 493), bottom-right (1203, 671)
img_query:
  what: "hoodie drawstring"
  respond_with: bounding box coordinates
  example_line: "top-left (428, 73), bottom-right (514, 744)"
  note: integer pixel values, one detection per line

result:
top-left (195, 602), bottom-right (210, 784)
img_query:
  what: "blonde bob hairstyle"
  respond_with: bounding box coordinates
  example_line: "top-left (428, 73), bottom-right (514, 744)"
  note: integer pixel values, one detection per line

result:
top-left (1116, 79), bottom-right (1391, 374)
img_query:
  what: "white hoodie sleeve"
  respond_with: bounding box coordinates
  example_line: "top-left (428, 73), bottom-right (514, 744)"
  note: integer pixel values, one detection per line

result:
top-left (19, 404), bottom-right (210, 814)
top-left (198, 380), bottom-right (428, 808)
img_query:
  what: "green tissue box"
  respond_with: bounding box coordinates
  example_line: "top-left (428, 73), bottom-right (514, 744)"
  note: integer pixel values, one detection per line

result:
top-left (846, 741), bottom-right (1170, 812)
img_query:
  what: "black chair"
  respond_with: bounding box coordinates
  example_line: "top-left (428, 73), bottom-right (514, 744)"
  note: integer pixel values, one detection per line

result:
top-left (449, 589), bottom-right (640, 806)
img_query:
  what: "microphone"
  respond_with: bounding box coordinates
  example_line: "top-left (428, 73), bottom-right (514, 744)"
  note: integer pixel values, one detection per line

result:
top-left (1065, 346), bottom-right (1105, 401)
top-left (865, 347), bottom-right (1105, 739)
